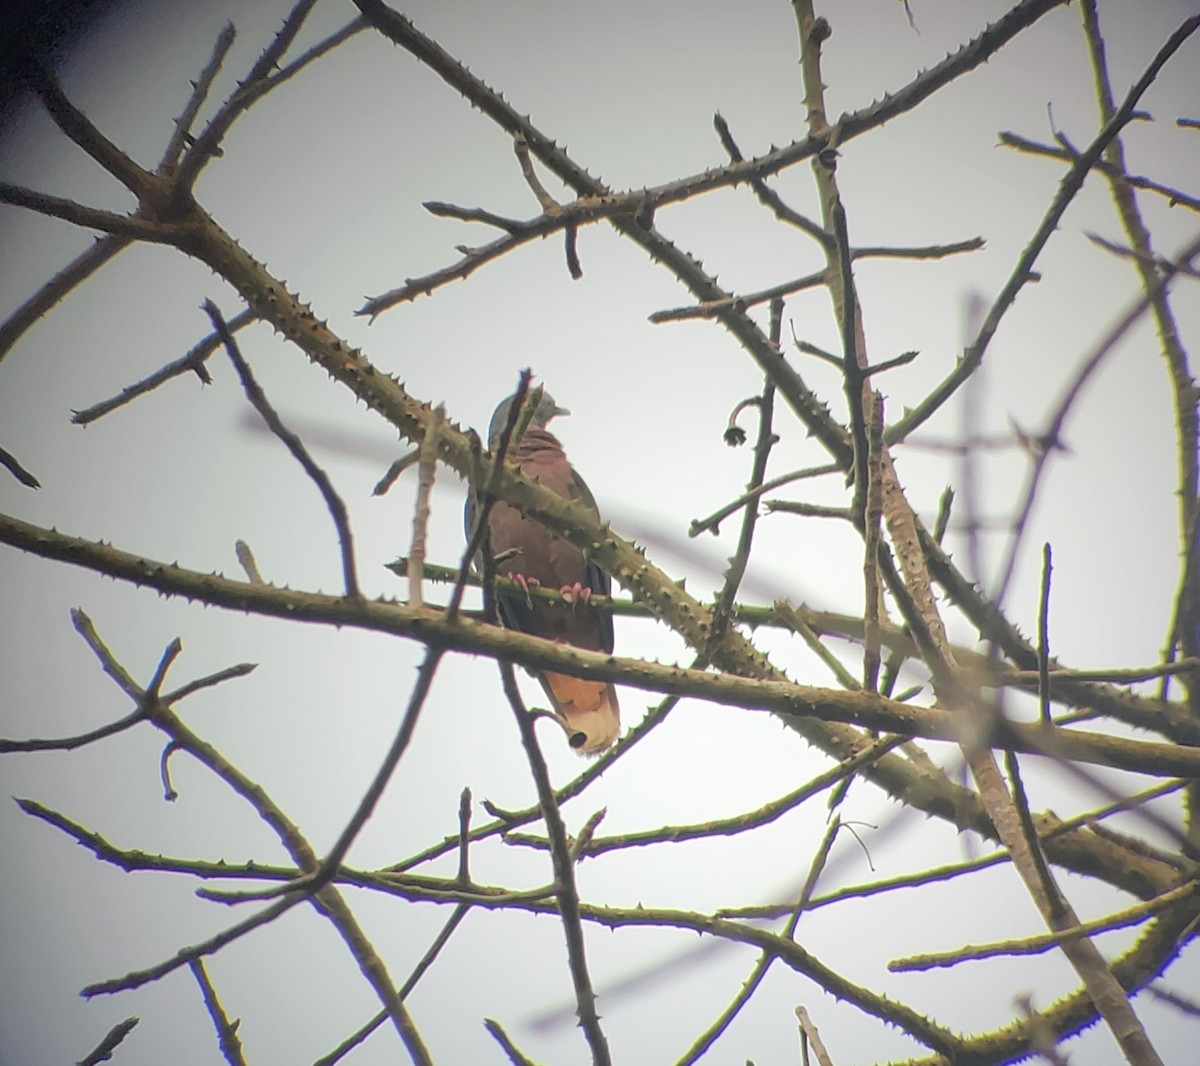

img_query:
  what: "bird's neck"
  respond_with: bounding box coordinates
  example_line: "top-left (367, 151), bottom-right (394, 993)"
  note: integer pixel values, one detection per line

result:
top-left (514, 427), bottom-right (565, 460)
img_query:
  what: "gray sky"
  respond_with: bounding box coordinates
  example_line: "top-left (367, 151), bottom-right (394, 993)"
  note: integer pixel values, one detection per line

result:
top-left (2, 1), bottom-right (1199, 1063)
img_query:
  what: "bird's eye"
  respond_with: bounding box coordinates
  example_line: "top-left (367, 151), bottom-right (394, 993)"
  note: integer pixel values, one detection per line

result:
top-left (569, 731), bottom-right (587, 749)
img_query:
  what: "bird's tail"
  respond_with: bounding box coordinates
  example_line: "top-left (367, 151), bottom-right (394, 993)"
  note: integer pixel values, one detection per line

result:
top-left (540, 672), bottom-right (621, 755)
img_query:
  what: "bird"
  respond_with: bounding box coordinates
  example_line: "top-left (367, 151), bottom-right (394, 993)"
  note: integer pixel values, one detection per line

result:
top-left (466, 388), bottom-right (620, 755)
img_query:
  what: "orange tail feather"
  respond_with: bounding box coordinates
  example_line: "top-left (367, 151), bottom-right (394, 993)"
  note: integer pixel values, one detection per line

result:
top-left (540, 672), bottom-right (620, 755)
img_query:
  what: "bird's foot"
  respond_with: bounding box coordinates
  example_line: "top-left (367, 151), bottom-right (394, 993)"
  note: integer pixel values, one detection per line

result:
top-left (506, 572), bottom-right (540, 608)
top-left (559, 582), bottom-right (592, 607)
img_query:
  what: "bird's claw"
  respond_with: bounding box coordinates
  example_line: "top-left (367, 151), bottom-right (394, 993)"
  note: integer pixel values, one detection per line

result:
top-left (506, 572), bottom-right (540, 609)
top-left (559, 582), bottom-right (591, 607)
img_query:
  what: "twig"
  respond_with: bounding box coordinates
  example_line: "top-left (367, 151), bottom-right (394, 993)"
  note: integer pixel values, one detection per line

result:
top-left (457, 786), bottom-right (473, 884)
top-left (890, 880), bottom-right (1200, 971)
top-left (234, 541), bottom-right (264, 584)
top-left (424, 200), bottom-right (530, 231)
top-left (263, 16), bottom-right (367, 95)
top-left (763, 501), bottom-right (852, 520)
top-left (0, 444), bottom-right (40, 488)
top-left (1022, 659), bottom-right (1200, 684)
top-left (1038, 544), bottom-right (1053, 724)
top-left (564, 221), bottom-right (582, 279)
top-left (407, 405), bottom-right (444, 607)
top-left (1046, 744), bottom-right (1191, 853)
top-left (0, 236), bottom-right (131, 365)
top-left (72, 309), bottom-right (256, 425)
top-left (933, 486), bottom-right (954, 544)
top-left (650, 246), bottom-right (979, 325)
top-left (484, 1018), bottom-right (546, 1066)
top-left (489, 559), bottom-right (610, 1066)
top-left (23, 773), bottom-right (1179, 915)
top-left (673, 817), bottom-right (843, 1065)
top-left (1147, 982), bottom-right (1200, 1018)
top-left (204, 299), bottom-right (359, 598)
top-left (831, 198), bottom-right (869, 517)
top-left (373, 448), bottom-right (421, 495)
top-left (160, 23), bottom-right (237, 170)
top-left (999, 130), bottom-right (1200, 214)
top-left (863, 394), bottom-right (884, 692)
top-left (795, 1006), bottom-right (836, 1066)
top-left (712, 301), bottom-right (782, 641)
top-left (22, 59), bottom-right (153, 197)
top-left (1087, 231), bottom-right (1200, 276)
top-left (712, 111), bottom-right (827, 244)
top-left (581, 895), bottom-right (965, 1056)
top-left (0, 183), bottom-right (175, 241)
top-left (2, 26), bottom-right (229, 369)
top-left (190, 959), bottom-right (247, 1066)
top-left (514, 134), bottom-right (560, 212)
top-left (360, 191), bottom-right (628, 315)
top-left (792, 335), bottom-right (840, 367)
top-left (451, 370), bottom-right (532, 620)
top-left (4, 626), bottom-right (250, 755)
top-left (864, 350), bottom-right (919, 377)
top-left (76, 1017), bottom-right (139, 1066)
top-left (909, 428), bottom-right (1048, 454)
top-left (652, 269), bottom-right (826, 324)
top-left (1006, 746), bottom-right (1064, 919)
top-left (690, 462), bottom-right (840, 537)
top-left (361, 228), bottom-right (542, 316)
top-left (165, 661), bottom-right (257, 702)
top-left (853, 239), bottom-right (984, 260)
top-left (0, 707), bottom-right (144, 753)
top-left (70, 609), bottom-right (144, 700)
top-left (84, 896), bottom-right (298, 997)
top-left (774, 602), bottom-right (861, 692)
top-left (507, 736), bottom-right (903, 859)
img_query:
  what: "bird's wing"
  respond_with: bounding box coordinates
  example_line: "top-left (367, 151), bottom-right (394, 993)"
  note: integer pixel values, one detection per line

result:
top-left (564, 463), bottom-right (613, 654)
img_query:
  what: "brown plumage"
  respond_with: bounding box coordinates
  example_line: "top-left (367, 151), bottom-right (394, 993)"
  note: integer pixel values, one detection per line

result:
top-left (467, 391), bottom-right (620, 754)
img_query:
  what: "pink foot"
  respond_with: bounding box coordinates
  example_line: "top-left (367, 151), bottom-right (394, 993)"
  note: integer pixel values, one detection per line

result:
top-left (559, 582), bottom-right (592, 606)
top-left (506, 572), bottom-right (539, 608)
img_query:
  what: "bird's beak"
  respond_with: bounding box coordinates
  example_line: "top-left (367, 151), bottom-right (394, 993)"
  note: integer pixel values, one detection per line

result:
top-left (550, 404), bottom-right (570, 420)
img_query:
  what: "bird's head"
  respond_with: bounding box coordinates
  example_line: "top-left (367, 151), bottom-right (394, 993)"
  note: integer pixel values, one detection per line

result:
top-left (487, 387), bottom-right (570, 448)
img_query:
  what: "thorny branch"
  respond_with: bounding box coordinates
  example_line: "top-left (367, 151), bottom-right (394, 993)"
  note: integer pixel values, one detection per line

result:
top-left (2, 1), bottom-right (1198, 1063)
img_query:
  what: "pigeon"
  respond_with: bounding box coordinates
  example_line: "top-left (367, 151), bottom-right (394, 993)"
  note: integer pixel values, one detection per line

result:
top-left (466, 389), bottom-right (620, 754)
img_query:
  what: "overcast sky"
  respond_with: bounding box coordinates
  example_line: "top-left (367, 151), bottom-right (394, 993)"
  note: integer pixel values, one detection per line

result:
top-left (2, 1), bottom-right (1199, 1063)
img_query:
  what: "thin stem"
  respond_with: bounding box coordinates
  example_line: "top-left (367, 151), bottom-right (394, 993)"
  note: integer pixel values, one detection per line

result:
top-left (204, 300), bottom-right (359, 598)
top-left (890, 13), bottom-right (1200, 444)
top-left (190, 959), bottom-right (248, 1066)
